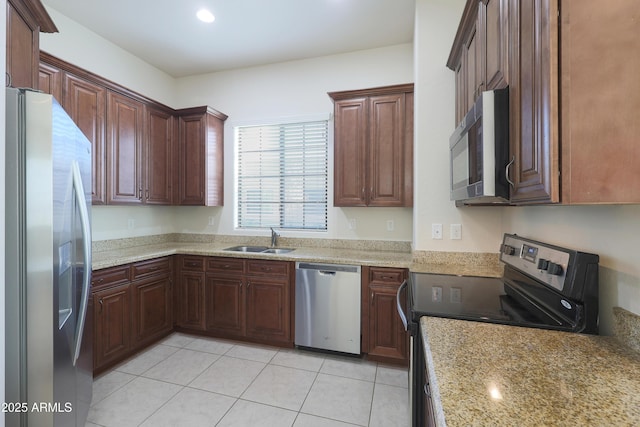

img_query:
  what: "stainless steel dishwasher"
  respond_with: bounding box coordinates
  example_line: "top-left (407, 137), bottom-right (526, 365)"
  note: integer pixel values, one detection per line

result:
top-left (295, 262), bottom-right (361, 354)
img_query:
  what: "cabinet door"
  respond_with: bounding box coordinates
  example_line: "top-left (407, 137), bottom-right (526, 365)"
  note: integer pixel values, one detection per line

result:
top-left (464, 19), bottom-right (482, 109)
top-left (65, 74), bottom-right (107, 205)
top-left (6, 0), bottom-right (38, 89)
top-left (205, 274), bottom-right (244, 337)
top-left (178, 114), bottom-right (206, 205)
top-left (368, 284), bottom-right (407, 362)
top-left (94, 284), bottom-right (131, 370)
top-left (245, 277), bottom-right (291, 343)
top-left (145, 107), bottom-right (173, 205)
top-left (38, 62), bottom-right (62, 101)
top-left (177, 271), bottom-right (206, 330)
top-left (368, 94), bottom-right (406, 207)
top-left (365, 267), bottom-right (408, 365)
top-left (204, 114), bottom-right (225, 206)
top-left (484, 0), bottom-right (509, 90)
top-left (131, 275), bottom-right (172, 348)
top-left (509, 0), bottom-right (559, 203)
top-left (560, 0), bottom-right (640, 203)
top-left (106, 91), bottom-right (145, 204)
top-left (333, 98), bottom-right (368, 206)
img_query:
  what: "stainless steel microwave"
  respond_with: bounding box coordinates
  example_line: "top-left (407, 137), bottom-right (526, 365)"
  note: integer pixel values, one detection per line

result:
top-left (449, 88), bottom-right (510, 204)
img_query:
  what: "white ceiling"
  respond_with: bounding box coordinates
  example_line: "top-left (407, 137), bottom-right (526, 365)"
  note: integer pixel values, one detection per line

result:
top-left (42, 0), bottom-right (416, 78)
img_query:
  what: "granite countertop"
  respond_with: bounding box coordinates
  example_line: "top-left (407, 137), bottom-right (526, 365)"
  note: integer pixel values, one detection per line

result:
top-left (91, 236), bottom-right (504, 277)
top-left (420, 316), bottom-right (640, 427)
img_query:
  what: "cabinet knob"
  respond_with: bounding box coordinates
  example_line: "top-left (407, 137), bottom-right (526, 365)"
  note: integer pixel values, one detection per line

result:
top-left (99, 298), bottom-right (103, 313)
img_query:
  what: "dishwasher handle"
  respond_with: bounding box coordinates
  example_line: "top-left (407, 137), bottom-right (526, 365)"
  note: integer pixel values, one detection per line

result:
top-left (396, 280), bottom-right (409, 332)
top-left (318, 271), bottom-right (337, 276)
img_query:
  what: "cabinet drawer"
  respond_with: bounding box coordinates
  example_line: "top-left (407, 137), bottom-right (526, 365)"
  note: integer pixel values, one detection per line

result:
top-left (247, 260), bottom-right (290, 277)
top-left (207, 257), bottom-right (245, 274)
top-left (133, 257), bottom-right (170, 279)
top-left (370, 268), bottom-right (404, 284)
top-left (181, 256), bottom-right (205, 271)
top-left (92, 265), bottom-right (130, 290)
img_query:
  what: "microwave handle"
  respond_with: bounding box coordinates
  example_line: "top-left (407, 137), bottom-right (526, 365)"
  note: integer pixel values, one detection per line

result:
top-left (505, 156), bottom-right (515, 188)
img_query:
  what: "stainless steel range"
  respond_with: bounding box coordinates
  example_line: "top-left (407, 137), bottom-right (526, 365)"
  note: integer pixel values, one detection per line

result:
top-left (397, 233), bottom-right (599, 427)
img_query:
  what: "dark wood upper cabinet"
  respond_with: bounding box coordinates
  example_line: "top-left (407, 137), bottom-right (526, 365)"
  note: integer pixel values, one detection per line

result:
top-left (329, 84), bottom-right (414, 207)
top-left (450, 0), bottom-right (639, 205)
top-left (6, 0), bottom-right (56, 89)
top-left (559, 0), bottom-right (640, 204)
top-left (39, 53), bottom-right (227, 207)
top-left (64, 73), bottom-right (107, 205)
top-left (145, 106), bottom-right (174, 205)
top-left (106, 91), bottom-right (145, 204)
top-left (484, 0), bottom-right (509, 91)
top-left (449, 0), bottom-right (509, 124)
top-left (176, 107), bottom-right (227, 206)
top-left (38, 61), bottom-right (62, 101)
top-left (332, 97), bottom-right (368, 206)
top-left (508, 0), bottom-right (559, 204)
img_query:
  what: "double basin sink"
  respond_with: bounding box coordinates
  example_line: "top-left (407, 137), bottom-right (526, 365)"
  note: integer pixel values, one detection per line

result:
top-left (223, 245), bottom-right (295, 255)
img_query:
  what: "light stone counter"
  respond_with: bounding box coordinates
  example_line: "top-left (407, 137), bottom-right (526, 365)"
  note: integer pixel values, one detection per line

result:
top-left (420, 316), bottom-right (640, 427)
top-left (91, 234), bottom-right (504, 277)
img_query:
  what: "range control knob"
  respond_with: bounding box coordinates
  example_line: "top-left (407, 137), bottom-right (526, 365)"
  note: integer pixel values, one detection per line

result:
top-left (547, 262), bottom-right (564, 276)
top-left (537, 259), bottom-right (549, 270)
top-left (502, 244), bottom-right (516, 256)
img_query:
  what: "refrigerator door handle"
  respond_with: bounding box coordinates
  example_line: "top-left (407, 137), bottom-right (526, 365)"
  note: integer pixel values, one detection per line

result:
top-left (72, 160), bottom-right (92, 366)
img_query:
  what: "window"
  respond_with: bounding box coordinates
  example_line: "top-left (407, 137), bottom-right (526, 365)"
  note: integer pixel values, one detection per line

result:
top-left (235, 119), bottom-right (328, 231)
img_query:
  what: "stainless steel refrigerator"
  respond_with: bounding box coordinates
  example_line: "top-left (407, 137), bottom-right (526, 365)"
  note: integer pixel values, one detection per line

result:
top-left (5, 88), bottom-right (93, 427)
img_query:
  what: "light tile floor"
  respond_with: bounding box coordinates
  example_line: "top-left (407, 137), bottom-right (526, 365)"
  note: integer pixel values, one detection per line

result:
top-left (86, 333), bottom-right (409, 427)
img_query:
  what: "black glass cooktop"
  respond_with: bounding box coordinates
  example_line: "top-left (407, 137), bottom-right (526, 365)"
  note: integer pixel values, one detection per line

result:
top-left (409, 272), bottom-right (561, 328)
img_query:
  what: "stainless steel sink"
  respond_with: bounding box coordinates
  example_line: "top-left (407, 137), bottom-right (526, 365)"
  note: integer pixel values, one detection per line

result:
top-left (261, 248), bottom-right (294, 254)
top-left (223, 245), bottom-right (295, 255)
top-left (223, 245), bottom-right (269, 253)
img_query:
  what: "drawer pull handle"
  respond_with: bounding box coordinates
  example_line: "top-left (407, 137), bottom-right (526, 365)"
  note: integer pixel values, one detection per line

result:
top-left (224, 264), bottom-right (231, 268)
top-left (99, 298), bottom-right (103, 314)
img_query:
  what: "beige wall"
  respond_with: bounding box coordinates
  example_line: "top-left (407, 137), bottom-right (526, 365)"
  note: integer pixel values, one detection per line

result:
top-left (40, 7), bottom-right (176, 107)
top-left (413, 0), bottom-right (505, 253)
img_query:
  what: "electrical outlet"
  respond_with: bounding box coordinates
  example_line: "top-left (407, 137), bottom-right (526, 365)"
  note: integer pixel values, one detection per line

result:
top-left (127, 219), bottom-right (135, 229)
top-left (386, 220), bottom-right (395, 231)
top-left (348, 218), bottom-right (357, 230)
top-left (208, 216), bottom-right (215, 226)
top-left (432, 223), bottom-right (443, 239)
top-left (432, 286), bottom-right (442, 302)
top-left (450, 287), bottom-right (461, 303)
top-left (450, 224), bottom-right (462, 240)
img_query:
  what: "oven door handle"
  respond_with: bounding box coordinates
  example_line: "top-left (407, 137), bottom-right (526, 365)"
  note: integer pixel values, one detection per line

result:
top-left (396, 280), bottom-right (409, 331)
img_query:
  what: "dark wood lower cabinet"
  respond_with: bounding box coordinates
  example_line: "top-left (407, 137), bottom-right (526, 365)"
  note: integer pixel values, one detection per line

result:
top-left (93, 254), bottom-right (408, 374)
top-left (131, 274), bottom-right (173, 349)
top-left (245, 277), bottom-right (291, 343)
top-left (92, 257), bottom-right (173, 374)
top-left (93, 283), bottom-right (131, 370)
top-left (176, 256), bottom-right (294, 346)
top-left (363, 266), bottom-right (409, 365)
top-left (205, 275), bottom-right (244, 336)
top-left (177, 270), bottom-right (207, 331)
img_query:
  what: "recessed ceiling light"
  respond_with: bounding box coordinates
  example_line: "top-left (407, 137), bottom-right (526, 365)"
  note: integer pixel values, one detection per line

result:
top-left (197, 9), bottom-right (215, 23)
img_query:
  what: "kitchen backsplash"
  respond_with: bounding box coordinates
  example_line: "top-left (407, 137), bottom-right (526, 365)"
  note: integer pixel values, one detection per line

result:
top-left (92, 233), bottom-right (413, 253)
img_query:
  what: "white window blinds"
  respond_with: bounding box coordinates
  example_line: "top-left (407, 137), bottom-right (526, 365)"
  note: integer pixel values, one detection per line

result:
top-left (236, 120), bottom-right (328, 230)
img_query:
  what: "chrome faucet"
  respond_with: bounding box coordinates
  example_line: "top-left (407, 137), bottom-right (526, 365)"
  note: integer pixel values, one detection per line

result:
top-left (270, 227), bottom-right (280, 247)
